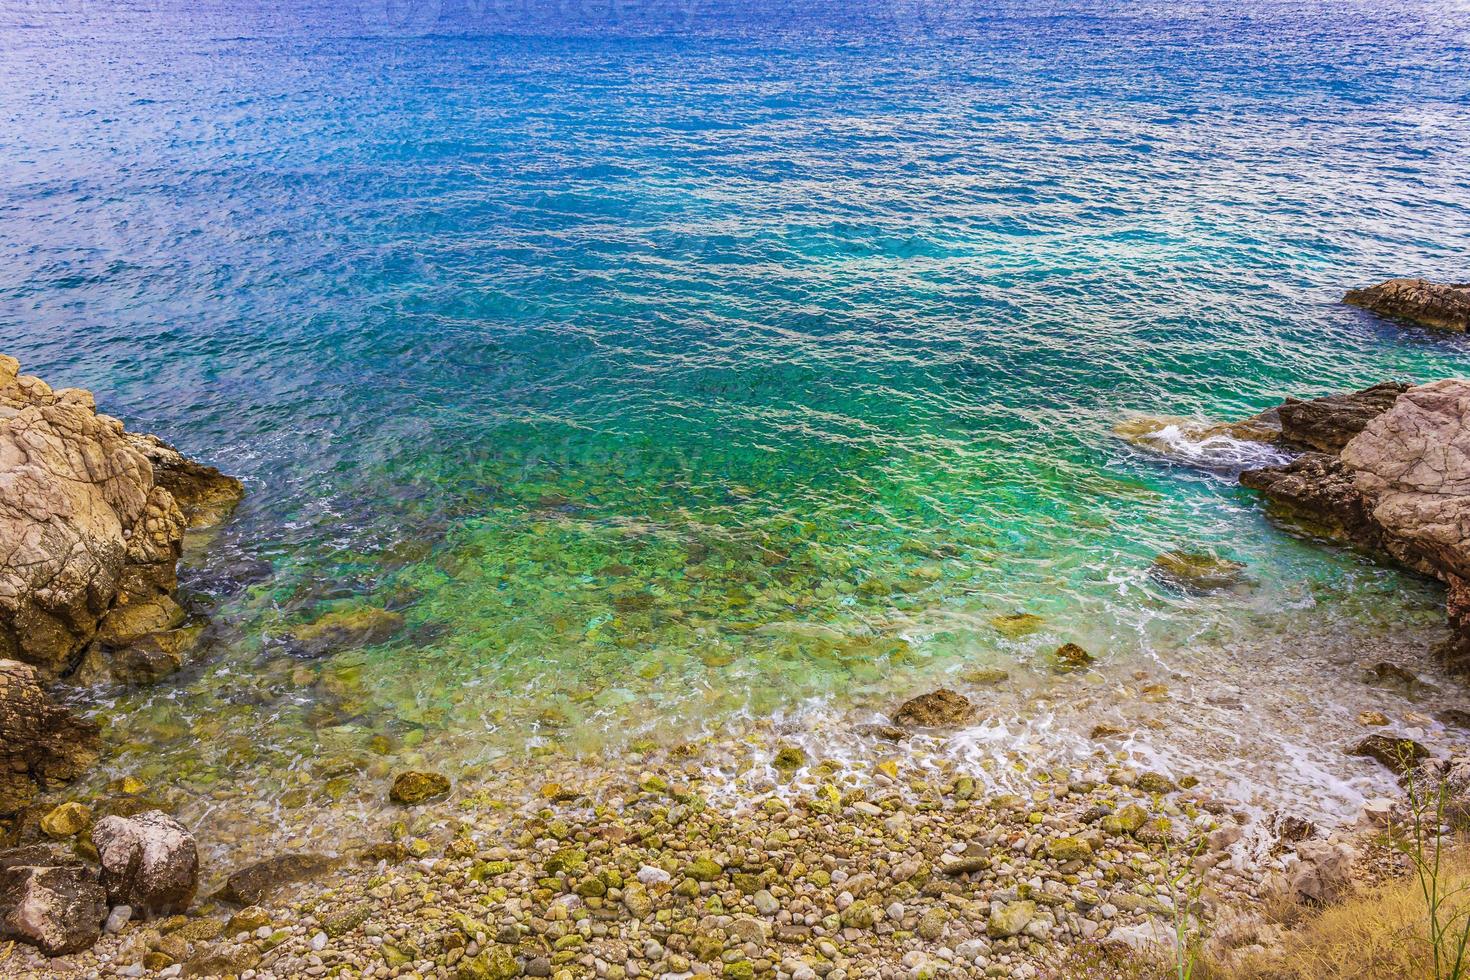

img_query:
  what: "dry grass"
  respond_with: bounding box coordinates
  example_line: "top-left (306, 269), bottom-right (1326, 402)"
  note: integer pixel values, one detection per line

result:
top-left (1217, 848), bottom-right (1470, 980)
top-left (1045, 942), bottom-right (1176, 980)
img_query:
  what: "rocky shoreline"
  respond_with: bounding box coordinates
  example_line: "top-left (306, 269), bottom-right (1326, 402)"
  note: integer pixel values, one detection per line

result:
top-left (6, 272), bottom-right (1470, 980)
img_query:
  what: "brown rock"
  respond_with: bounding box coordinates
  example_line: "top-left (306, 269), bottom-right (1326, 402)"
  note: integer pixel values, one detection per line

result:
top-left (1276, 382), bottom-right (1409, 453)
top-left (215, 852), bottom-right (338, 906)
top-left (1240, 453), bottom-right (1382, 547)
top-left (893, 689), bottom-right (974, 728)
top-left (390, 770), bottom-right (451, 805)
top-left (0, 659), bottom-right (101, 816)
top-left (0, 862), bottom-right (107, 955)
top-left (1344, 278), bottom-right (1470, 333)
top-left (1350, 734), bottom-right (1430, 774)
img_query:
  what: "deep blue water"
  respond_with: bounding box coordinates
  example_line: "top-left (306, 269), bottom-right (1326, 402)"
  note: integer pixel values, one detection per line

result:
top-left (3, 0), bottom-right (1470, 763)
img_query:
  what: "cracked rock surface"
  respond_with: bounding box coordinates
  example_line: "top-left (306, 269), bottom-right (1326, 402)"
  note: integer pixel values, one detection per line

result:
top-left (0, 353), bottom-right (242, 681)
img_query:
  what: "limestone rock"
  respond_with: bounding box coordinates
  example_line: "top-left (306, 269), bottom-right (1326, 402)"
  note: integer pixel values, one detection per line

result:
top-left (91, 810), bottom-right (198, 915)
top-left (893, 689), bottom-right (974, 728)
top-left (1344, 278), bottom-right (1470, 332)
top-left (1284, 839), bottom-right (1356, 904)
top-left (0, 354), bottom-right (241, 679)
top-left (0, 862), bottom-right (107, 955)
top-left (1236, 380), bottom-right (1470, 652)
top-left (987, 900), bottom-right (1035, 938)
top-left (1340, 380), bottom-right (1470, 582)
top-left (0, 659), bottom-right (101, 816)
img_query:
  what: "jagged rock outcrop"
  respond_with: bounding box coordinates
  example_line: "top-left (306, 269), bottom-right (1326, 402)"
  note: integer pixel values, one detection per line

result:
top-left (0, 354), bottom-right (242, 681)
top-left (1274, 381), bottom-right (1410, 454)
top-left (0, 659), bottom-right (100, 816)
top-left (1238, 380), bottom-right (1470, 663)
top-left (1125, 378), bottom-right (1470, 661)
top-left (1344, 278), bottom-right (1470, 333)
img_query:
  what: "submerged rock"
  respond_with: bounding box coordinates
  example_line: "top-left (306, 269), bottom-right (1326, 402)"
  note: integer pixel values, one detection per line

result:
top-left (0, 659), bottom-right (101, 816)
top-left (390, 770), bottom-right (451, 805)
top-left (1052, 643), bottom-right (1094, 672)
top-left (289, 606), bottom-right (404, 657)
top-left (92, 810), bottom-right (198, 915)
top-left (0, 862), bottom-right (107, 955)
top-left (0, 354), bottom-right (242, 680)
top-left (989, 612), bottom-right (1044, 638)
top-left (1148, 549), bottom-right (1246, 593)
top-left (215, 852), bottom-right (339, 906)
top-left (893, 689), bottom-right (974, 728)
top-left (1344, 278), bottom-right (1470, 333)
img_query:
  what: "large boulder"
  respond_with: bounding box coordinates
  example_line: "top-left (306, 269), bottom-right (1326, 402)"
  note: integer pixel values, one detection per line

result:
top-left (1344, 278), bottom-right (1470, 333)
top-left (0, 862), bottom-right (107, 955)
top-left (0, 659), bottom-right (101, 816)
top-left (0, 354), bottom-right (241, 680)
top-left (91, 810), bottom-right (198, 915)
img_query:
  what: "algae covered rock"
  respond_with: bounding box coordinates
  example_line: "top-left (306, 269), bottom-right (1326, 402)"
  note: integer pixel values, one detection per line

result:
top-left (390, 770), bottom-right (451, 805)
top-left (1149, 549), bottom-right (1246, 593)
top-left (893, 689), bottom-right (974, 728)
top-left (289, 606), bottom-right (404, 657)
top-left (772, 745), bottom-right (806, 775)
top-left (1044, 836), bottom-right (1093, 862)
top-left (40, 802), bottom-right (93, 840)
top-left (1052, 643), bottom-right (1093, 672)
top-left (987, 899), bottom-right (1035, 938)
top-left (990, 612), bottom-right (1044, 638)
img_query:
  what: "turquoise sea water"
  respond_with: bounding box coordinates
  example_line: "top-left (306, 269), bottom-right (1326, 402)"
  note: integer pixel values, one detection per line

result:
top-left (3, 1), bottom-right (1470, 785)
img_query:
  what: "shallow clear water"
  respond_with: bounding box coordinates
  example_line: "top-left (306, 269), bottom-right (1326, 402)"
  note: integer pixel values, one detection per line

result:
top-left (3, 1), bottom-right (1470, 799)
